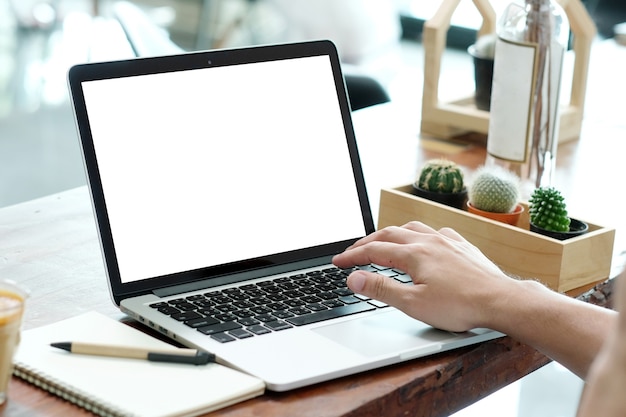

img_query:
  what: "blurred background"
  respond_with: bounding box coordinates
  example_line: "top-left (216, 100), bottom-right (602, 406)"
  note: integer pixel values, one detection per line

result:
top-left (2, 0), bottom-right (624, 209)
top-left (1, 1), bottom-right (625, 414)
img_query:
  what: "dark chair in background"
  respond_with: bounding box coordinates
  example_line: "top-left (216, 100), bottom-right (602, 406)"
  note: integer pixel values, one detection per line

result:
top-left (583, 0), bottom-right (626, 38)
top-left (112, 1), bottom-right (390, 111)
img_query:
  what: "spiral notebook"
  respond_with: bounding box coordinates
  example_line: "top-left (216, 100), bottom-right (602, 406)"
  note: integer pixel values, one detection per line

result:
top-left (12, 311), bottom-right (265, 417)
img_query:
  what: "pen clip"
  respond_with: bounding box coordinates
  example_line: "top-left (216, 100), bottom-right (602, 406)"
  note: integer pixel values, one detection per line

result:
top-left (147, 351), bottom-right (215, 365)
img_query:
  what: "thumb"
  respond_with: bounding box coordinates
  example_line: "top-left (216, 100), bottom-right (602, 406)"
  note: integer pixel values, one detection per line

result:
top-left (347, 270), bottom-right (405, 305)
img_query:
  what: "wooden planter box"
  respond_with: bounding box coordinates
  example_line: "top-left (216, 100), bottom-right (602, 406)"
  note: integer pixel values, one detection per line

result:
top-left (378, 185), bottom-right (615, 293)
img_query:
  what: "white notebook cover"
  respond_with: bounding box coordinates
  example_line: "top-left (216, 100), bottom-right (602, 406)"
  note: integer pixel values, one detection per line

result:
top-left (13, 311), bottom-right (265, 417)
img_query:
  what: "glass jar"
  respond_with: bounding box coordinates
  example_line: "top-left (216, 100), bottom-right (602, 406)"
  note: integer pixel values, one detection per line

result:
top-left (486, 0), bottom-right (570, 197)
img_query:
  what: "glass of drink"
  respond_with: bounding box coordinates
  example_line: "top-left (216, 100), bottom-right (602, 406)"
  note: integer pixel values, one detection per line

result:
top-left (0, 280), bottom-right (28, 406)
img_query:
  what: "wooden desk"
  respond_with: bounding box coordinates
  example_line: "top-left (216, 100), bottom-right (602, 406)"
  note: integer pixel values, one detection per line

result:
top-left (2, 39), bottom-right (625, 417)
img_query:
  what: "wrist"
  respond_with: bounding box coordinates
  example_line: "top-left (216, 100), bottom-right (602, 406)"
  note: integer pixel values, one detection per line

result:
top-left (480, 277), bottom-right (550, 334)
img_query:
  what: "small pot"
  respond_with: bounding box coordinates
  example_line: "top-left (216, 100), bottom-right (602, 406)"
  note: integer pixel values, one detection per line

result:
top-left (411, 185), bottom-right (467, 210)
top-left (467, 202), bottom-right (524, 226)
top-left (530, 218), bottom-right (589, 240)
top-left (468, 44), bottom-right (494, 111)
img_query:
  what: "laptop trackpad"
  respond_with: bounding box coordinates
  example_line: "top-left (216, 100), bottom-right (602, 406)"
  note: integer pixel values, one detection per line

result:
top-left (312, 309), bottom-right (455, 357)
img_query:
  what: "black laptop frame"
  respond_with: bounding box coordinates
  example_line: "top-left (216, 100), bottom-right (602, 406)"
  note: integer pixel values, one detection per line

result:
top-left (68, 40), bottom-right (375, 305)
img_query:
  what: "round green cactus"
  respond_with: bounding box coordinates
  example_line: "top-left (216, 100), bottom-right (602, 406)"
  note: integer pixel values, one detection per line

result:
top-left (416, 159), bottom-right (465, 194)
top-left (468, 165), bottom-right (520, 213)
top-left (529, 187), bottom-right (571, 232)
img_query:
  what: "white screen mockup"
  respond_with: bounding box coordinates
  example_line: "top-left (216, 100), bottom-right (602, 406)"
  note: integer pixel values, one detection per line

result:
top-left (81, 55), bottom-right (366, 283)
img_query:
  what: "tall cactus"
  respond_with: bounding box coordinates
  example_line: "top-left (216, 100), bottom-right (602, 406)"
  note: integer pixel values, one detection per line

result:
top-left (529, 187), bottom-right (571, 232)
top-left (416, 159), bottom-right (465, 194)
top-left (468, 165), bottom-right (520, 213)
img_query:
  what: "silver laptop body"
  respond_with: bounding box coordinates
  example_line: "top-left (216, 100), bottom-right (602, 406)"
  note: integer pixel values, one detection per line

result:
top-left (68, 40), bottom-right (501, 391)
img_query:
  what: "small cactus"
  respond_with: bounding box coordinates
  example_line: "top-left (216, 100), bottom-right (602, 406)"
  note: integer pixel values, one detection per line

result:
top-left (472, 33), bottom-right (496, 59)
top-left (468, 165), bottom-right (520, 213)
top-left (529, 187), bottom-right (571, 232)
top-left (415, 159), bottom-right (465, 194)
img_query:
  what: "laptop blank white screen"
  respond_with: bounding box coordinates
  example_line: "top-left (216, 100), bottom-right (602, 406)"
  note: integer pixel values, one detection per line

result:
top-left (81, 55), bottom-right (367, 283)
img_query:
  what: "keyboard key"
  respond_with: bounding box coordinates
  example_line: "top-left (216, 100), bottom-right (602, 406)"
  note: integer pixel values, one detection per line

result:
top-left (171, 311), bottom-right (202, 321)
top-left (214, 313), bottom-right (236, 322)
top-left (192, 299), bottom-right (215, 308)
top-left (299, 286), bottom-right (319, 295)
top-left (368, 299), bottom-right (389, 308)
top-left (226, 292), bottom-right (248, 301)
top-left (249, 305), bottom-right (271, 315)
top-left (262, 286), bottom-right (282, 294)
top-left (250, 297), bottom-right (272, 306)
top-left (283, 299), bottom-right (305, 308)
top-left (185, 316), bottom-right (220, 328)
top-left (322, 299), bottom-right (344, 308)
top-left (339, 295), bottom-right (361, 304)
top-left (238, 317), bottom-right (260, 326)
top-left (266, 293), bottom-right (288, 302)
top-left (186, 294), bottom-right (206, 301)
top-left (317, 292), bottom-right (337, 300)
top-left (301, 295), bottom-right (322, 304)
top-left (240, 284), bottom-right (257, 290)
top-left (203, 291), bottom-right (221, 298)
top-left (248, 325), bottom-right (272, 335)
top-left (310, 276), bottom-right (332, 284)
top-left (198, 307), bottom-right (219, 316)
top-left (288, 306), bottom-right (311, 315)
top-left (333, 287), bottom-right (353, 297)
top-left (211, 333), bottom-right (236, 343)
top-left (266, 302), bottom-right (288, 311)
top-left (277, 282), bottom-right (299, 291)
top-left (242, 288), bottom-right (265, 298)
top-left (255, 314), bottom-right (275, 322)
top-left (376, 269), bottom-right (398, 277)
top-left (283, 290), bottom-right (304, 298)
top-left (229, 329), bottom-right (254, 339)
top-left (197, 321), bottom-right (242, 335)
top-left (394, 274), bottom-right (413, 283)
top-left (286, 303), bottom-right (376, 326)
top-left (212, 295), bottom-right (233, 304)
top-left (359, 265), bottom-right (380, 272)
top-left (294, 278), bottom-right (315, 287)
top-left (271, 310), bottom-right (295, 319)
top-left (232, 309), bottom-right (255, 318)
top-left (316, 284), bottom-right (336, 292)
top-left (215, 303), bottom-right (238, 312)
top-left (172, 302), bottom-right (197, 311)
top-left (265, 320), bottom-right (293, 331)
top-left (156, 305), bottom-right (181, 315)
top-left (290, 273), bottom-right (307, 280)
top-left (232, 300), bottom-right (256, 309)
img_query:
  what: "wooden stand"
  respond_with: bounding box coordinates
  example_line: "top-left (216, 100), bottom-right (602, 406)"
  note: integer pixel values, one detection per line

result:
top-left (420, 0), bottom-right (597, 143)
top-left (378, 185), bottom-right (615, 293)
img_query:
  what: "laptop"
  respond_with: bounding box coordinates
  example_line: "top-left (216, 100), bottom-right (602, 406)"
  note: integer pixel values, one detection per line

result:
top-left (68, 40), bottom-right (501, 391)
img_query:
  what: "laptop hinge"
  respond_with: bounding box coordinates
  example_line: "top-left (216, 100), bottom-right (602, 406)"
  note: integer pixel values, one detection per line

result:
top-left (152, 255), bottom-right (335, 298)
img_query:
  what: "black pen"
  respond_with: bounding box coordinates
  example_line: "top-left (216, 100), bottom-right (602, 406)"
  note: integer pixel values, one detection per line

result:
top-left (50, 341), bottom-right (215, 365)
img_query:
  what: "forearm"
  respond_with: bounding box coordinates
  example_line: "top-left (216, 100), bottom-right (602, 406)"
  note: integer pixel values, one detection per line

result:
top-left (485, 278), bottom-right (617, 379)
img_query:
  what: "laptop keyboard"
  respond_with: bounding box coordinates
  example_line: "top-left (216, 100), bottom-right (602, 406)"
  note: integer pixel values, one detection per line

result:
top-left (149, 265), bottom-right (412, 343)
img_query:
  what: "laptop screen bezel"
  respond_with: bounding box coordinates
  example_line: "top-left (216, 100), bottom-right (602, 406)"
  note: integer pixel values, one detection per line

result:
top-left (68, 40), bottom-right (375, 305)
